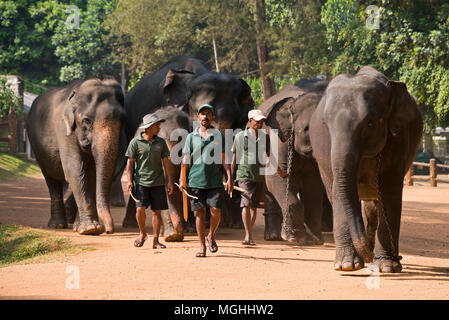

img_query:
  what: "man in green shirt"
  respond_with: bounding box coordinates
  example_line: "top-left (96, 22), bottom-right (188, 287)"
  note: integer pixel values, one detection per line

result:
top-left (231, 109), bottom-right (272, 246)
top-left (180, 104), bottom-right (233, 258)
top-left (125, 113), bottom-right (174, 249)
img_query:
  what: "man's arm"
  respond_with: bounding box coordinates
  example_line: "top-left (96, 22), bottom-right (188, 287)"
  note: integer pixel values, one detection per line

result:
top-left (222, 152), bottom-right (234, 194)
top-left (162, 157), bottom-right (174, 195)
top-left (179, 154), bottom-right (190, 191)
top-left (125, 158), bottom-right (135, 191)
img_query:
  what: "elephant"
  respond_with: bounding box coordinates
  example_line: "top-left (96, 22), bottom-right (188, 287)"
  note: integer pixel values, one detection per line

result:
top-left (259, 78), bottom-right (329, 244)
top-left (26, 79), bottom-right (125, 235)
top-left (309, 66), bottom-right (423, 272)
top-left (117, 56), bottom-right (252, 234)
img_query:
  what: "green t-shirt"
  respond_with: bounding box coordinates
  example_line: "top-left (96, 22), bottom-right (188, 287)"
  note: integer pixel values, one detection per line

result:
top-left (231, 128), bottom-right (270, 182)
top-left (182, 127), bottom-right (225, 189)
top-left (125, 133), bottom-right (170, 187)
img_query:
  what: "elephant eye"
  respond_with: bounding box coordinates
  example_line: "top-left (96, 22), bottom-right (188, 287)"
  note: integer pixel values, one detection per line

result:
top-left (82, 117), bottom-right (92, 127)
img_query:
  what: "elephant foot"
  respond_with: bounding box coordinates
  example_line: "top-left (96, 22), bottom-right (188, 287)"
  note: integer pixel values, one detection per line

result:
top-left (334, 246), bottom-right (365, 271)
top-left (264, 214), bottom-right (282, 241)
top-left (368, 256), bottom-right (402, 273)
top-left (74, 220), bottom-right (105, 235)
top-left (48, 217), bottom-right (68, 229)
top-left (122, 217), bottom-right (139, 228)
top-left (165, 232), bottom-right (184, 242)
top-left (281, 228), bottom-right (306, 245)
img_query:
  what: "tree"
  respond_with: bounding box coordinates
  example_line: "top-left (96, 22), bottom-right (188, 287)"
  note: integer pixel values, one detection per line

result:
top-left (321, 0), bottom-right (449, 131)
top-left (52, 0), bottom-right (120, 83)
top-left (254, 0), bottom-right (276, 100)
top-left (0, 78), bottom-right (21, 121)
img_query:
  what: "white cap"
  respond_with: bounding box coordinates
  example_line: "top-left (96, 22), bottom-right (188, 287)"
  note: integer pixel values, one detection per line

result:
top-left (248, 109), bottom-right (266, 121)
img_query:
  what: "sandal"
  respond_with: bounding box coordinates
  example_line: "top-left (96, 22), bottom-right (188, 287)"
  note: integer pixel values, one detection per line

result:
top-left (152, 242), bottom-right (167, 249)
top-left (134, 236), bottom-right (147, 247)
top-left (242, 239), bottom-right (256, 246)
top-left (196, 251), bottom-right (206, 258)
top-left (207, 237), bottom-right (218, 253)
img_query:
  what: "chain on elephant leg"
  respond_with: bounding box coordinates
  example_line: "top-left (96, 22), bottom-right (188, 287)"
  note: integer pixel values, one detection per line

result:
top-left (281, 206), bottom-right (306, 244)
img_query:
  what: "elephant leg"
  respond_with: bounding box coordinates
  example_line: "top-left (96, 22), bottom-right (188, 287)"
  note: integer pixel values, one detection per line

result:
top-left (64, 190), bottom-right (78, 224)
top-left (302, 173), bottom-right (325, 245)
top-left (369, 177), bottom-right (403, 273)
top-left (44, 176), bottom-right (67, 229)
top-left (122, 193), bottom-right (138, 228)
top-left (321, 195), bottom-right (333, 232)
top-left (110, 178), bottom-right (125, 207)
top-left (72, 162), bottom-right (104, 235)
top-left (333, 223), bottom-right (364, 271)
top-left (362, 200), bottom-right (379, 253)
top-left (263, 188), bottom-right (282, 241)
top-left (162, 210), bottom-right (184, 242)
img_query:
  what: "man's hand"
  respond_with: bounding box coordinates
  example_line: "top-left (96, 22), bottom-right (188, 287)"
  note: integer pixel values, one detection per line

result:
top-left (178, 178), bottom-right (185, 192)
top-left (127, 182), bottom-right (133, 192)
top-left (167, 182), bottom-right (174, 196)
top-left (225, 178), bottom-right (234, 194)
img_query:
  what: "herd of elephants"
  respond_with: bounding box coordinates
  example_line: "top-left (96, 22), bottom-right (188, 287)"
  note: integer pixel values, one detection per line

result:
top-left (25, 56), bottom-right (423, 273)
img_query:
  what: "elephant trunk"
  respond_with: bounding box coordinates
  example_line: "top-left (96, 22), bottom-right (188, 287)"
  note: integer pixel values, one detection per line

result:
top-left (331, 139), bottom-right (374, 262)
top-left (92, 120), bottom-right (121, 234)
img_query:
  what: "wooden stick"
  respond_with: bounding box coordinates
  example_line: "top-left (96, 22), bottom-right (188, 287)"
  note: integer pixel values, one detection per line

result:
top-left (181, 165), bottom-right (189, 222)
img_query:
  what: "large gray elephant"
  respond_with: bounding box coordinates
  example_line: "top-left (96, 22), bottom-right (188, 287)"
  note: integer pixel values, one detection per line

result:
top-left (26, 79), bottom-right (125, 235)
top-left (117, 56), bottom-right (252, 233)
top-left (259, 78), bottom-right (328, 244)
top-left (309, 66), bottom-right (423, 272)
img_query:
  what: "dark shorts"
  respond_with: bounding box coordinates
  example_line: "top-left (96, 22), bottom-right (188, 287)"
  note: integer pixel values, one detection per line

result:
top-left (238, 180), bottom-right (265, 208)
top-left (135, 185), bottom-right (168, 210)
top-left (189, 187), bottom-right (224, 212)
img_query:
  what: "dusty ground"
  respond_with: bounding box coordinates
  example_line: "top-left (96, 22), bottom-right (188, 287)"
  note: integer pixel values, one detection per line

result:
top-left (0, 174), bottom-right (448, 300)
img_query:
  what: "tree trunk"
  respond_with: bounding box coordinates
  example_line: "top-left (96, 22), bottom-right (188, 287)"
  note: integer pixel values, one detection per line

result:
top-left (212, 37), bottom-right (220, 72)
top-left (254, 0), bottom-right (276, 101)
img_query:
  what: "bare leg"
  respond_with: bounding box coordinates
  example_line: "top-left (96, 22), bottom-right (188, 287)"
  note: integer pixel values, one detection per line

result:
top-left (152, 210), bottom-right (166, 248)
top-left (242, 206), bottom-right (257, 245)
top-left (195, 208), bottom-right (207, 256)
top-left (207, 207), bottom-right (221, 252)
top-left (134, 206), bottom-right (147, 247)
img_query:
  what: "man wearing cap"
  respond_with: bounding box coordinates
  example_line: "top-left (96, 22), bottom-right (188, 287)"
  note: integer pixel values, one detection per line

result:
top-left (231, 109), bottom-right (273, 246)
top-left (180, 104), bottom-right (233, 257)
top-left (125, 113), bottom-right (174, 249)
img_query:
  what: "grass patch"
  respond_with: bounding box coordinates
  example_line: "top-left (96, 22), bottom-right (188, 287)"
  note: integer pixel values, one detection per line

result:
top-left (0, 224), bottom-right (94, 267)
top-left (0, 152), bottom-right (41, 182)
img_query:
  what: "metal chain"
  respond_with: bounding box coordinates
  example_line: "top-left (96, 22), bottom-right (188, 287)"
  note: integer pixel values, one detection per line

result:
top-left (375, 153), bottom-right (400, 261)
top-left (282, 106), bottom-right (296, 237)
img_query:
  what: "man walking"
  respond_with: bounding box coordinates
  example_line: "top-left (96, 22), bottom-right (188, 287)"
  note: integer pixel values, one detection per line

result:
top-left (180, 104), bottom-right (233, 257)
top-left (231, 109), bottom-right (271, 246)
top-left (125, 113), bottom-right (174, 249)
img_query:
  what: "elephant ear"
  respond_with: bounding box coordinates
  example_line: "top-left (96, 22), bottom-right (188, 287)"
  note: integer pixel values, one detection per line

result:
top-left (387, 80), bottom-right (419, 137)
top-left (238, 79), bottom-right (254, 107)
top-left (162, 69), bottom-right (196, 113)
top-left (63, 90), bottom-right (77, 136)
top-left (258, 85), bottom-right (306, 141)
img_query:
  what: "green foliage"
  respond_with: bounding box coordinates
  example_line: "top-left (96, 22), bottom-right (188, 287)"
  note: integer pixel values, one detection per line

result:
top-left (52, 0), bottom-right (120, 82)
top-left (321, 0), bottom-right (449, 130)
top-left (245, 76), bottom-right (297, 106)
top-left (0, 78), bottom-right (21, 120)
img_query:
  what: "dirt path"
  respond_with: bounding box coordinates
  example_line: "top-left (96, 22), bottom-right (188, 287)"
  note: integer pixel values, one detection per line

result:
top-left (0, 175), bottom-right (448, 300)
